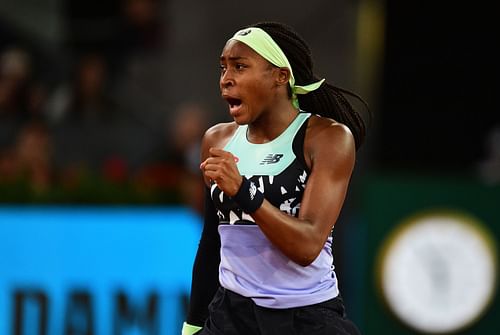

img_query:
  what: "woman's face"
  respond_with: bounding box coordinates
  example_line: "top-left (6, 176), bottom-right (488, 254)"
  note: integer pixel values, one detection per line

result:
top-left (219, 40), bottom-right (280, 124)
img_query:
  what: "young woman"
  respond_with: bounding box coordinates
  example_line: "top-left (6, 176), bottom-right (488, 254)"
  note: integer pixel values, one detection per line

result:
top-left (182, 21), bottom-right (367, 335)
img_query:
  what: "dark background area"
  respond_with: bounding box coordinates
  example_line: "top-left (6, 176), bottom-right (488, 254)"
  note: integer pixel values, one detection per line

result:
top-left (377, 1), bottom-right (499, 174)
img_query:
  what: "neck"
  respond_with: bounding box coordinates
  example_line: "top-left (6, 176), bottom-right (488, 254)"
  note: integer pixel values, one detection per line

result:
top-left (246, 100), bottom-right (299, 144)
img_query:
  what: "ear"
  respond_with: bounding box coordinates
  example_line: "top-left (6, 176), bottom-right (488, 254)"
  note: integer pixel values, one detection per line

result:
top-left (276, 67), bottom-right (291, 86)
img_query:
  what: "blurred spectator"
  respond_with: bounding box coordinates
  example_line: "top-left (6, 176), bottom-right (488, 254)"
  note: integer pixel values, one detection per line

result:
top-left (46, 52), bottom-right (117, 124)
top-left (48, 52), bottom-right (125, 178)
top-left (14, 121), bottom-right (53, 192)
top-left (0, 120), bottom-right (53, 193)
top-left (135, 102), bottom-right (209, 212)
top-left (0, 47), bottom-right (32, 121)
top-left (0, 46), bottom-right (49, 155)
top-left (168, 102), bottom-right (208, 213)
top-left (169, 102), bottom-right (208, 173)
top-left (0, 46), bottom-right (50, 115)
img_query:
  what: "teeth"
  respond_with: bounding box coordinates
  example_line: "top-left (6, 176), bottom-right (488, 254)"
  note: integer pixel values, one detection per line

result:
top-left (226, 97), bottom-right (241, 107)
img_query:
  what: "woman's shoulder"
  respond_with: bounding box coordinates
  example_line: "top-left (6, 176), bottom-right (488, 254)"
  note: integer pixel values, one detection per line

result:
top-left (306, 114), bottom-right (354, 143)
top-left (203, 121), bottom-right (238, 142)
top-left (300, 114), bottom-right (355, 170)
top-left (201, 121), bottom-right (239, 153)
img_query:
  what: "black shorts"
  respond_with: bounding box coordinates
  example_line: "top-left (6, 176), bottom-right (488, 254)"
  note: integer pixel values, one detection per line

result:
top-left (199, 287), bottom-right (361, 335)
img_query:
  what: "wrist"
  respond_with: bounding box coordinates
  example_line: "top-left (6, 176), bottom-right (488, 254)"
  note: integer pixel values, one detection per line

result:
top-left (232, 176), bottom-right (264, 213)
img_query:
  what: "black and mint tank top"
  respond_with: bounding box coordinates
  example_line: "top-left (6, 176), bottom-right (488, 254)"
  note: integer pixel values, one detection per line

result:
top-left (211, 112), bottom-right (339, 308)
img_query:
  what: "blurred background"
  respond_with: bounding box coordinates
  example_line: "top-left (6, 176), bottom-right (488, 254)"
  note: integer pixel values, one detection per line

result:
top-left (0, 0), bottom-right (498, 334)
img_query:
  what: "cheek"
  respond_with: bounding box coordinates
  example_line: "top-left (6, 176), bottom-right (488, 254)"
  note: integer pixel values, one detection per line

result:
top-left (246, 78), bottom-right (274, 104)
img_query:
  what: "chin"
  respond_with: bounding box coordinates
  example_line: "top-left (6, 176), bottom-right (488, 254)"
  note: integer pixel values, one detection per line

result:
top-left (233, 116), bottom-right (249, 125)
top-left (229, 110), bottom-right (250, 125)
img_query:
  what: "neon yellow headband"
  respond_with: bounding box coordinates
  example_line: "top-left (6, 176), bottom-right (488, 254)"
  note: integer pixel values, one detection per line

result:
top-left (230, 27), bottom-right (325, 109)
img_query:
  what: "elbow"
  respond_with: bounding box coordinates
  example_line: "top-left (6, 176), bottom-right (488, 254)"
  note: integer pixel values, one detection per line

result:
top-left (295, 234), bottom-right (326, 266)
top-left (296, 258), bottom-right (315, 267)
top-left (293, 247), bottom-right (322, 267)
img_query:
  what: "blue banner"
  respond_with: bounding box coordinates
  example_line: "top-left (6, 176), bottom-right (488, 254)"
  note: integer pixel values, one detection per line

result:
top-left (0, 206), bottom-right (202, 335)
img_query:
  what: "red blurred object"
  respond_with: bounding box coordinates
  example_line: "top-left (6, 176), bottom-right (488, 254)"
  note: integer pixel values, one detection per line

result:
top-left (102, 156), bottom-right (128, 183)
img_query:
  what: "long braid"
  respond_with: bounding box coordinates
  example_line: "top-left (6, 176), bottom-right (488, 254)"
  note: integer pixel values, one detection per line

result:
top-left (250, 22), bottom-right (369, 150)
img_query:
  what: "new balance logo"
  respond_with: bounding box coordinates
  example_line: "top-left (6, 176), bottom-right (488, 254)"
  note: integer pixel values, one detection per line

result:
top-left (237, 29), bottom-right (252, 36)
top-left (249, 181), bottom-right (257, 200)
top-left (260, 153), bottom-right (284, 165)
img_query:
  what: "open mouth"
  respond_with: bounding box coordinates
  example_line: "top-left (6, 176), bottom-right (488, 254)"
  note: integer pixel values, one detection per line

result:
top-left (225, 97), bottom-right (242, 109)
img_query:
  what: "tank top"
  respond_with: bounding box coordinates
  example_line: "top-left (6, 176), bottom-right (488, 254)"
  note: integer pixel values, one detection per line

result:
top-left (210, 112), bottom-right (339, 308)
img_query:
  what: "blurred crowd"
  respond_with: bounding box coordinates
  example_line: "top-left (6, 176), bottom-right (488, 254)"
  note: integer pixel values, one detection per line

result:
top-left (0, 0), bottom-right (208, 212)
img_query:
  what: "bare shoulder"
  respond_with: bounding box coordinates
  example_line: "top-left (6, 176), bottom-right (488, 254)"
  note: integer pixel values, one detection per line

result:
top-left (307, 115), bottom-right (354, 147)
top-left (201, 121), bottom-right (238, 158)
top-left (305, 115), bottom-right (355, 168)
top-left (203, 122), bottom-right (238, 146)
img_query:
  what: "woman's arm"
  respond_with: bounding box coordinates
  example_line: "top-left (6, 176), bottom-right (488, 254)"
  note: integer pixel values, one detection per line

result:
top-left (202, 118), bottom-right (355, 266)
top-left (256, 120), bottom-right (355, 265)
top-left (185, 187), bottom-right (221, 326)
top-left (186, 122), bottom-right (237, 325)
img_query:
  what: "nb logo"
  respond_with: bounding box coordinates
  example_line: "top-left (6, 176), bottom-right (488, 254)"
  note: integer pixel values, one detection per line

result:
top-left (260, 153), bottom-right (284, 165)
top-left (249, 181), bottom-right (257, 200)
top-left (237, 29), bottom-right (252, 36)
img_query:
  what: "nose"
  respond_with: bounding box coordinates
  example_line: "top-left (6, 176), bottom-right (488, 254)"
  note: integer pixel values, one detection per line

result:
top-left (220, 69), bottom-right (234, 89)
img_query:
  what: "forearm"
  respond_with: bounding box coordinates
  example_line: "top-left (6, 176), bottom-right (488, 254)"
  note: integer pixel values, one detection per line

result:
top-left (231, 176), bottom-right (345, 266)
top-left (186, 239), bottom-right (220, 325)
top-left (252, 200), bottom-right (327, 266)
top-left (186, 188), bottom-right (221, 326)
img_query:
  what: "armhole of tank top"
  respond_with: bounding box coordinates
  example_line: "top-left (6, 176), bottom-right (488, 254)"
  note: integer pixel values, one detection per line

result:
top-left (223, 124), bottom-right (245, 150)
top-left (292, 116), bottom-right (310, 174)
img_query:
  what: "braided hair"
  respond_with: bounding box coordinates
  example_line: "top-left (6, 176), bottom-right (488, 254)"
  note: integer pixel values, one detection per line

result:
top-left (249, 22), bottom-right (369, 150)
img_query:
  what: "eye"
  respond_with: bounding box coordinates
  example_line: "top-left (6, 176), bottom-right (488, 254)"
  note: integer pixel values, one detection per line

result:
top-left (219, 64), bottom-right (227, 74)
top-left (235, 63), bottom-right (246, 70)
